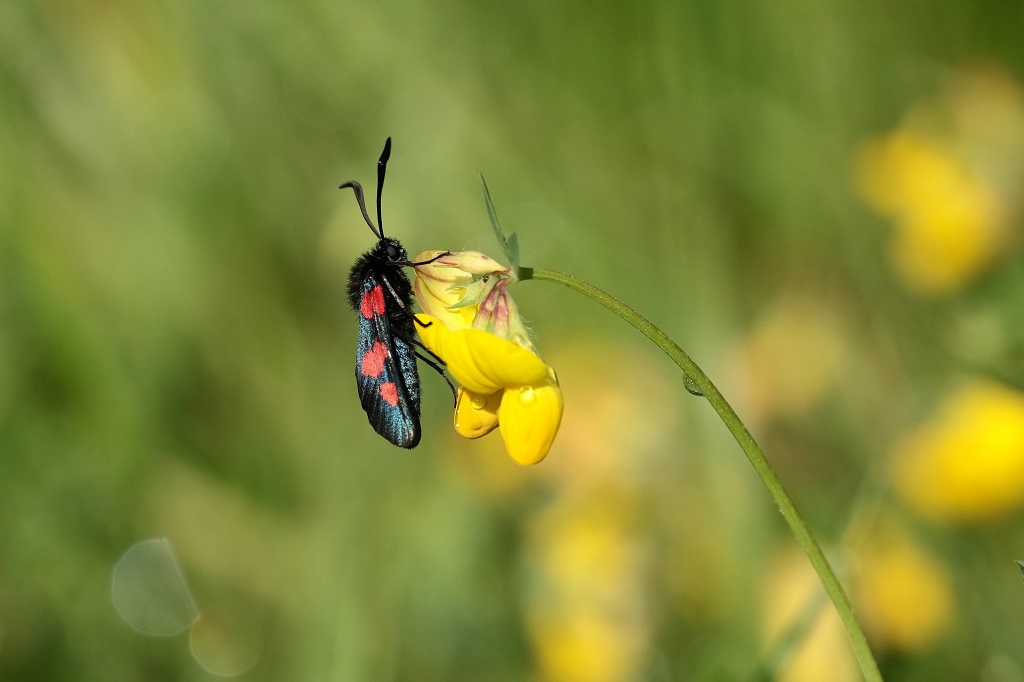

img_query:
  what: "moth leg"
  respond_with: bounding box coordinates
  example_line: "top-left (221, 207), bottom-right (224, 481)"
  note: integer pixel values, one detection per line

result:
top-left (378, 271), bottom-right (456, 402)
top-left (379, 273), bottom-right (437, 328)
top-left (379, 274), bottom-right (409, 312)
top-left (378, 274), bottom-right (435, 329)
top-left (403, 251), bottom-right (452, 267)
top-left (415, 350), bottom-right (457, 403)
top-left (412, 337), bottom-right (445, 365)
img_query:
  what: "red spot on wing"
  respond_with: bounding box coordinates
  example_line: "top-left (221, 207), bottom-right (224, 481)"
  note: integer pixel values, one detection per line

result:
top-left (360, 340), bottom-right (389, 378)
top-left (380, 382), bottom-right (399, 406)
top-left (360, 285), bottom-right (386, 319)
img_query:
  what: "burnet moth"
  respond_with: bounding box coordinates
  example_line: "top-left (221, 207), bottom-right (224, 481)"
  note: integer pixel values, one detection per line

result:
top-left (339, 138), bottom-right (452, 448)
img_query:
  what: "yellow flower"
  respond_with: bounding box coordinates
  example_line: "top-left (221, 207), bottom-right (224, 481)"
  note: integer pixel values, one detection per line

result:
top-left (891, 380), bottom-right (1024, 522)
top-left (413, 248), bottom-right (566, 459)
top-left (413, 250), bottom-right (563, 464)
top-left (416, 313), bottom-right (563, 465)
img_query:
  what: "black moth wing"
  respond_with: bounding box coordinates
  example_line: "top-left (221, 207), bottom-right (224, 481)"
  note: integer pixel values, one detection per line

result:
top-left (349, 239), bottom-right (422, 448)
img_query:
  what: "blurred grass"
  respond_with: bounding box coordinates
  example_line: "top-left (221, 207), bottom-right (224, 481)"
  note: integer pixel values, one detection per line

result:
top-left (2, 0), bottom-right (1024, 680)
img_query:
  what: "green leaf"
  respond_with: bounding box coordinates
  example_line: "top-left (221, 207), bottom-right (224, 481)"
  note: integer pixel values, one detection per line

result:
top-left (505, 232), bottom-right (520, 273)
top-left (480, 173), bottom-right (520, 273)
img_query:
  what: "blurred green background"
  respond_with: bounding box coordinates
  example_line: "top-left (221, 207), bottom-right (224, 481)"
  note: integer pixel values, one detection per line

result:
top-left (3, 0), bottom-right (1024, 679)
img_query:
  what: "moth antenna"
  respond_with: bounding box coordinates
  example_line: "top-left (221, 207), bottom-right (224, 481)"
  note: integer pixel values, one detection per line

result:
top-left (338, 180), bottom-right (382, 239)
top-left (376, 137), bottom-right (392, 237)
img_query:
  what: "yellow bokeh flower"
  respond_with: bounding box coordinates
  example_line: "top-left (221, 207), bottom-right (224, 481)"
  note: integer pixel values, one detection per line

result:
top-left (856, 69), bottom-right (1024, 294)
top-left (524, 488), bottom-right (649, 682)
top-left (891, 380), bottom-right (1024, 522)
top-left (732, 295), bottom-right (849, 422)
top-left (413, 250), bottom-right (563, 465)
top-left (858, 131), bottom-right (1005, 293)
top-left (853, 527), bottom-right (954, 653)
top-left (761, 550), bottom-right (860, 682)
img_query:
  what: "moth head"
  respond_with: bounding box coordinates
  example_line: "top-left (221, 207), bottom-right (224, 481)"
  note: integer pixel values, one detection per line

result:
top-left (381, 237), bottom-right (407, 263)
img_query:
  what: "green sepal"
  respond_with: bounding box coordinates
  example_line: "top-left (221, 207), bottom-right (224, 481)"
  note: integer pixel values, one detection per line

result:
top-left (444, 275), bottom-right (507, 310)
top-left (445, 281), bottom-right (487, 309)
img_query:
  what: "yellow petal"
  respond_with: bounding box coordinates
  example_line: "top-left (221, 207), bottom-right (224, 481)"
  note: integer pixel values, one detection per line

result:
top-left (412, 250), bottom-right (516, 330)
top-left (498, 370), bottom-right (564, 465)
top-left (438, 251), bottom-right (510, 275)
top-left (412, 249), bottom-right (450, 266)
top-left (415, 313), bottom-right (452, 361)
top-left (414, 277), bottom-right (476, 330)
top-left (412, 250), bottom-right (471, 292)
top-left (416, 314), bottom-right (550, 394)
top-left (412, 249), bottom-right (478, 330)
top-left (450, 330), bottom-right (551, 394)
top-left (454, 386), bottom-right (501, 439)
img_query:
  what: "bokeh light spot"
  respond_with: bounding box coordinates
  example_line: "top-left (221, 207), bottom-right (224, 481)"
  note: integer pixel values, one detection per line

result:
top-left (111, 538), bottom-right (199, 636)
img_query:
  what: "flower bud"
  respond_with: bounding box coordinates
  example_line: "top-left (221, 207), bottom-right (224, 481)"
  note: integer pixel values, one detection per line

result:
top-left (413, 250), bottom-right (512, 331)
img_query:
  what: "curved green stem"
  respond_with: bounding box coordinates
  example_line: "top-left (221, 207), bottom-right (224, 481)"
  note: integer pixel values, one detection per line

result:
top-left (520, 266), bottom-right (882, 682)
